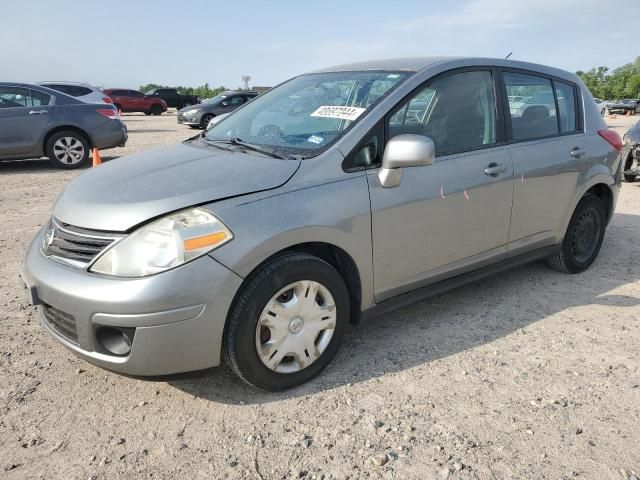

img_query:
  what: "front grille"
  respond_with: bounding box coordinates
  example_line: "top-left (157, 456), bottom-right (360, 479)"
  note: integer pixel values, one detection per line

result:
top-left (42, 219), bottom-right (121, 268)
top-left (42, 304), bottom-right (78, 344)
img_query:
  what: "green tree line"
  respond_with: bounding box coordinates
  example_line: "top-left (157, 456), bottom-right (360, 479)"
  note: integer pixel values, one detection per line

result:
top-left (138, 83), bottom-right (228, 99)
top-left (577, 57), bottom-right (640, 100)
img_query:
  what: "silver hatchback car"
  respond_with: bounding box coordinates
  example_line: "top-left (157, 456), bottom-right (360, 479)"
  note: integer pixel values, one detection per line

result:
top-left (22, 57), bottom-right (623, 391)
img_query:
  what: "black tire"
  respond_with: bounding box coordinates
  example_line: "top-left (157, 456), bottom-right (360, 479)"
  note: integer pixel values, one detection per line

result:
top-left (150, 104), bottom-right (162, 115)
top-left (621, 144), bottom-right (636, 182)
top-left (144, 112), bottom-right (151, 116)
top-left (223, 252), bottom-right (350, 391)
top-left (200, 114), bottom-right (214, 129)
top-left (45, 130), bottom-right (90, 169)
top-left (547, 194), bottom-right (606, 274)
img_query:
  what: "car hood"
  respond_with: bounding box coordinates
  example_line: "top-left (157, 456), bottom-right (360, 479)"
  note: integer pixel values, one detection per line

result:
top-left (53, 142), bottom-right (300, 231)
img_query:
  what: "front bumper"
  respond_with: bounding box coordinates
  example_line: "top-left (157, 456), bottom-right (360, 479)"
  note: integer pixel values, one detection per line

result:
top-left (21, 227), bottom-right (243, 376)
top-left (177, 112), bottom-right (201, 126)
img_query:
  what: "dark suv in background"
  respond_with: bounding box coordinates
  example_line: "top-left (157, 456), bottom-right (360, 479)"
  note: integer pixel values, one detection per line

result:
top-left (0, 83), bottom-right (126, 168)
top-left (177, 91), bottom-right (258, 128)
top-left (103, 89), bottom-right (168, 115)
top-left (145, 88), bottom-right (198, 109)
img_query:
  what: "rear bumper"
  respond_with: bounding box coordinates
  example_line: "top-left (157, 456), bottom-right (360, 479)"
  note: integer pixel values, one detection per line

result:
top-left (91, 120), bottom-right (127, 150)
top-left (21, 227), bottom-right (243, 376)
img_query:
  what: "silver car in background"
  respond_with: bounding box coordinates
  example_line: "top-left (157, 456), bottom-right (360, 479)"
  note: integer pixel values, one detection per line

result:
top-left (177, 91), bottom-right (258, 129)
top-left (22, 57), bottom-right (622, 391)
top-left (39, 82), bottom-right (113, 105)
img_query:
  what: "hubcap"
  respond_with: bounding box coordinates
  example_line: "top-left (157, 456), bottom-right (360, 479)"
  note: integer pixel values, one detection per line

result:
top-left (53, 137), bottom-right (84, 165)
top-left (255, 280), bottom-right (336, 374)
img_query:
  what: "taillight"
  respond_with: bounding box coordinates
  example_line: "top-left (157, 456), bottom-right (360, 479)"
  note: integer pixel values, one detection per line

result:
top-left (103, 97), bottom-right (113, 104)
top-left (97, 108), bottom-right (119, 120)
top-left (598, 129), bottom-right (622, 152)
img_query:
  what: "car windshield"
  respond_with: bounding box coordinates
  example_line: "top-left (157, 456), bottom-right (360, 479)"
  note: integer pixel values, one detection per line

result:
top-left (145, 89), bottom-right (156, 95)
top-left (203, 94), bottom-right (227, 104)
top-left (202, 70), bottom-right (411, 157)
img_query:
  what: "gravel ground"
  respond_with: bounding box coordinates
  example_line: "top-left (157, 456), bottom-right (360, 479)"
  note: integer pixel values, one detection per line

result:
top-left (1, 111), bottom-right (639, 480)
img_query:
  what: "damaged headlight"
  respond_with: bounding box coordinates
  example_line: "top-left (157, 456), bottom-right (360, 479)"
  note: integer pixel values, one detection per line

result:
top-left (90, 207), bottom-right (232, 277)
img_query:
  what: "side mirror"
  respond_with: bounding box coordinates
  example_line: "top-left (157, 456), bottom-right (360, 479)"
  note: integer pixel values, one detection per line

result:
top-left (378, 134), bottom-right (435, 188)
top-left (221, 101), bottom-right (229, 107)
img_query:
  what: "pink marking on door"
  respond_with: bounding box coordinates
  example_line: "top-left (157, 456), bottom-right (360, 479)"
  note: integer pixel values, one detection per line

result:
top-left (463, 189), bottom-right (469, 200)
top-left (440, 186), bottom-right (446, 199)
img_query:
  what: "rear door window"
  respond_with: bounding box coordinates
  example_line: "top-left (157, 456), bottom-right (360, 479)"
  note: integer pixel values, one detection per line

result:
top-left (504, 72), bottom-right (559, 141)
top-left (554, 81), bottom-right (577, 133)
top-left (30, 90), bottom-right (51, 106)
top-left (229, 96), bottom-right (244, 105)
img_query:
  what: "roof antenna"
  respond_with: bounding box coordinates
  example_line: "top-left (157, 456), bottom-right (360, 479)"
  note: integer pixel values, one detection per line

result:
top-left (504, 52), bottom-right (513, 60)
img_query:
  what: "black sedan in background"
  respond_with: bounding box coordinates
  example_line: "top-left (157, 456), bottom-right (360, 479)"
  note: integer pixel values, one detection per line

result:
top-left (0, 83), bottom-right (127, 168)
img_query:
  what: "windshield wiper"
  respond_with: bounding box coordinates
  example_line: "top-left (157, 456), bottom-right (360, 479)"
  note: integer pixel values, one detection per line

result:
top-left (198, 137), bottom-right (233, 151)
top-left (207, 137), bottom-right (287, 160)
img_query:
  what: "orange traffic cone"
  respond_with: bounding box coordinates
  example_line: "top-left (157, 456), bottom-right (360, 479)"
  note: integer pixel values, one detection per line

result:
top-left (92, 147), bottom-right (102, 167)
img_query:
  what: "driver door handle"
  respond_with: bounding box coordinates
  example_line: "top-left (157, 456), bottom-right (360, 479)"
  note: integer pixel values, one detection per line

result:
top-left (28, 110), bottom-right (48, 115)
top-left (570, 147), bottom-right (587, 158)
top-left (484, 163), bottom-right (507, 176)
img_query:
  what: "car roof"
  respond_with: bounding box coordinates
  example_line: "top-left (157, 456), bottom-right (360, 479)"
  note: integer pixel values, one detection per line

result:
top-left (0, 81), bottom-right (69, 95)
top-left (222, 90), bottom-right (258, 95)
top-left (38, 81), bottom-right (95, 86)
top-left (0, 82), bottom-right (83, 104)
top-left (309, 56), bottom-right (579, 82)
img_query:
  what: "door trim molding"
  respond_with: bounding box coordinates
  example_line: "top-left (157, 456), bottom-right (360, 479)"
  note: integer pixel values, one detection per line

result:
top-left (361, 244), bottom-right (560, 322)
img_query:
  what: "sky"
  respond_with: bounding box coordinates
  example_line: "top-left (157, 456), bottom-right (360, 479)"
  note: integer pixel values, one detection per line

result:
top-left (2, 0), bottom-right (638, 90)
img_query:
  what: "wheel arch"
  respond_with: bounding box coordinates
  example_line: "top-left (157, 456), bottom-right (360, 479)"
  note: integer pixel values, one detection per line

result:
top-left (560, 176), bottom-right (616, 238)
top-left (43, 125), bottom-right (94, 152)
top-left (228, 242), bottom-right (363, 325)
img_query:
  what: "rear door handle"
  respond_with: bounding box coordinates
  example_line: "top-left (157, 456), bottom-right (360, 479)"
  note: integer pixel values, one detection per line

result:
top-left (484, 163), bottom-right (507, 176)
top-left (28, 110), bottom-right (48, 115)
top-left (570, 147), bottom-right (587, 158)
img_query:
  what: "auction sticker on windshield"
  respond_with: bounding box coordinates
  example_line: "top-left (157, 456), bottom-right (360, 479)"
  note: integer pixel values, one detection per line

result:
top-left (311, 106), bottom-right (366, 121)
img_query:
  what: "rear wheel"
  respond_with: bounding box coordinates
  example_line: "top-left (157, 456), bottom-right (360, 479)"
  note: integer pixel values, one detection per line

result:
top-left (223, 252), bottom-right (349, 391)
top-left (150, 104), bottom-right (162, 115)
top-left (547, 194), bottom-right (606, 273)
top-left (200, 113), bottom-right (214, 129)
top-left (45, 131), bottom-right (90, 169)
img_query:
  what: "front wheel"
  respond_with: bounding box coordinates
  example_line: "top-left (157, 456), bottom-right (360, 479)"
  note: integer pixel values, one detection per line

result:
top-left (200, 114), bottom-right (214, 129)
top-left (547, 194), bottom-right (606, 273)
top-left (223, 253), bottom-right (350, 391)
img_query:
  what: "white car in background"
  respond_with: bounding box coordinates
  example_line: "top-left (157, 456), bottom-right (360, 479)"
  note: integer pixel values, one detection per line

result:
top-left (38, 81), bottom-right (113, 104)
top-left (594, 98), bottom-right (608, 116)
